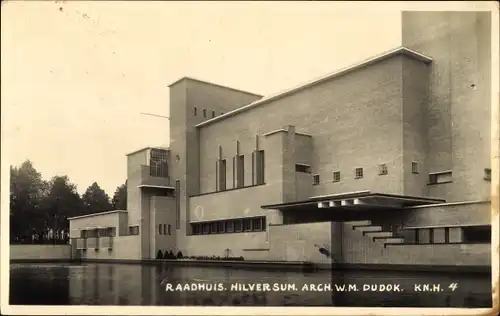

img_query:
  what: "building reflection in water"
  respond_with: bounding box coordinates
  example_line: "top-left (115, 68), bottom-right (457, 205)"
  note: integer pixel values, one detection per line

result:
top-left (10, 263), bottom-right (492, 307)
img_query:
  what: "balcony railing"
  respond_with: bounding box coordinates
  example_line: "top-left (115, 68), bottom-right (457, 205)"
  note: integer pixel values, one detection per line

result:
top-left (76, 238), bottom-right (87, 250)
top-left (140, 165), bottom-right (171, 187)
top-left (86, 237), bottom-right (99, 250)
top-left (99, 236), bottom-right (113, 249)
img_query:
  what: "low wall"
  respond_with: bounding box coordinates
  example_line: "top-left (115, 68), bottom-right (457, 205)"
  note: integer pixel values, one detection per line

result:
top-left (10, 244), bottom-right (72, 261)
top-left (76, 235), bottom-right (141, 260)
top-left (341, 222), bottom-right (490, 267)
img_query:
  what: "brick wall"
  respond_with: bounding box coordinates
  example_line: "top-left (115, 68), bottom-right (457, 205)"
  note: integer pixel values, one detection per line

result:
top-left (402, 11), bottom-right (491, 202)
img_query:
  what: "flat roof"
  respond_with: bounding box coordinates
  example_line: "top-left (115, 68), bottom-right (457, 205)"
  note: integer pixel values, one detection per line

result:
top-left (196, 46), bottom-right (433, 128)
top-left (168, 76), bottom-right (263, 98)
top-left (125, 146), bottom-right (169, 157)
top-left (261, 191), bottom-right (445, 210)
top-left (68, 210), bottom-right (127, 221)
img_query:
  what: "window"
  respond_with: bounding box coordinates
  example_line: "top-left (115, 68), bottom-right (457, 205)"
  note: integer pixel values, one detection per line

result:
top-left (237, 155), bottom-right (245, 188)
top-left (252, 218), bottom-right (262, 231)
top-left (221, 112), bottom-right (224, 115)
top-left (378, 164), bottom-right (388, 175)
top-left (255, 150), bottom-right (265, 185)
top-left (333, 171), bottom-right (341, 182)
top-left (158, 225), bottom-right (163, 235)
top-left (106, 227), bottom-right (116, 237)
top-left (210, 222), bottom-right (218, 234)
top-left (444, 227), bottom-right (450, 243)
top-left (193, 224), bottom-right (201, 235)
top-left (168, 224), bottom-right (171, 235)
top-left (355, 168), bottom-right (363, 179)
top-left (128, 226), bottom-right (139, 236)
top-left (218, 222), bottom-right (226, 233)
top-left (412, 162), bottom-right (419, 174)
top-left (190, 217), bottom-right (266, 235)
top-left (428, 171), bottom-right (452, 185)
top-left (244, 219), bottom-right (252, 231)
top-left (202, 223), bottom-right (210, 234)
top-left (150, 148), bottom-right (168, 177)
top-left (296, 164), bottom-right (311, 173)
top-left (484, 168), bottom-right (491, 181)
top-left (175, 180), bottom-right (181, 229)
top-left (212, 110), bottom-right (215, 118)
top-left (429, 228), bottom-right (434, 244)
top-left (80, 230), bottom-right (88, 238)
top-left (218, 159), bottom-right (227, 191)
top-left (226, 221), bottom-right (234, 233)
top-left (234, 220), bottom-right (243, 232)
top-left (203, 109), bottom-right (207, 117)
top-left (463, 226), bottom-right (491, 243)
top-left (313, 174), bottom-right (320, 185)
top-left (193, 107), bottom-right (197, 116)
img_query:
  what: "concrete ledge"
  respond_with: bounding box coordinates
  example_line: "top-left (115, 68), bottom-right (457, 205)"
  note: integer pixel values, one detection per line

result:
top-left (331, 263), bottom-right (491, 274)
top-left (10, 258), bottom-right (74, 264)
top-left (78, 258), bottom-right (316, 271)
top-left (10, 259), bottom-right (491, 274)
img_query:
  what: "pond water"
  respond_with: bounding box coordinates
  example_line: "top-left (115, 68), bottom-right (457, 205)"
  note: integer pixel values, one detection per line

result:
top-left (9, 263), bottom-right (492, 307)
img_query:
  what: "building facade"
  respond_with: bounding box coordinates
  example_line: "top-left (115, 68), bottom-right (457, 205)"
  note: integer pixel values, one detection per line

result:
top-left (69, 11), bottom-right (492, 268)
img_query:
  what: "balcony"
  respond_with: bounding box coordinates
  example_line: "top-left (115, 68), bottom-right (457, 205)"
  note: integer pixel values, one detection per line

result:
top-left (139, 165), bottom-right (171, 188)
top-left (99, 236), bottom-right (114, 249)
top-left (76, 238), bottom-right (87, 250)
top-left (86, 237), bottom-right (99, 250)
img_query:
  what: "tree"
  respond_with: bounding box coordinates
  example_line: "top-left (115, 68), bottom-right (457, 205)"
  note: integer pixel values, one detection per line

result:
top-left (42, 175), bottom-right (84, 236)
top-left (111, 180), bottom-right (127, 210)
top-left (82, 182), bottom-right (112, 214)
top-left (10, 161), bottom-right (49, 241)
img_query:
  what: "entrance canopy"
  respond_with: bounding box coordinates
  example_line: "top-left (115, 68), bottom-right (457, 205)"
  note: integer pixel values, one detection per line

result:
top-left (261, 191), bottom-right (445, 212)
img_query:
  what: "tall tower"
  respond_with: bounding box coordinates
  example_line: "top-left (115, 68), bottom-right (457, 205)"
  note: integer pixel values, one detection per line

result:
top-left (401, 11), bottom-right (492, 202)
top-left (167, 78), bottom-right (262, 250)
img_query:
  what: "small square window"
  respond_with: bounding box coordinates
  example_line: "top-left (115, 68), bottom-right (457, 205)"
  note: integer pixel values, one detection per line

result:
top-left (484, 168), bottom-right (491, 181)
top-left (221, 112), bottom-right (224, 115)
top-left (412, 162), bottom-right (419, 174)
top-left (378, 164), bottom-right (388, 175)
top-left (333, 171), bottom-right (341, 182)
top-left (313, 174), bottom-right (320, 185)
top-left (212, 110), bottom-right (216, 118)
top-left (355, 168), bottom-right (363, 179)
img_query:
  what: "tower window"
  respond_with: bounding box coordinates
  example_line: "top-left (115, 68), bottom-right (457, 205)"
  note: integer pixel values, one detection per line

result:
top-left (412, 162), bottom-right (419, 174)
top-left (295, 164), bottom-right (311, 173)
top-left (484, 168), bottom-right (491, 181)
top-left (355, 168), bottom-right (363, 179)
top-left (378, 164), bottom-right (388, 175)
top-left (333, 171), bottom-right (341, 182)
top-left (313, 174), bottom-right (320, 185)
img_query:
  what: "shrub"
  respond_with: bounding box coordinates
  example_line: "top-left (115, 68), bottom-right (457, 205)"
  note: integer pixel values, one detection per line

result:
top-left (176, 251), bottom-right (183, 259)
top-left (156, 250), bottom-right (163, 259)
top-left (163, 250), bottom-right (170, 259)
top-left (169, 250), bottom-right (175, 259)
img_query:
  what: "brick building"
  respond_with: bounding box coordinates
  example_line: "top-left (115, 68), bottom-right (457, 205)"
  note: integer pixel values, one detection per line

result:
top-left (69, 11), bottom-right (492, 268)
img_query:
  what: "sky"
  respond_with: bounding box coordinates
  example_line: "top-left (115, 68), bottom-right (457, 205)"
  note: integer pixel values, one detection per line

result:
top-left (2, 1), bottom-right (475, 196)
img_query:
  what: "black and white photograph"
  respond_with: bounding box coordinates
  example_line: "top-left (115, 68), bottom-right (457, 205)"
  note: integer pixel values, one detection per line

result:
top-left (1, 1), bottom-right (499, 315)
